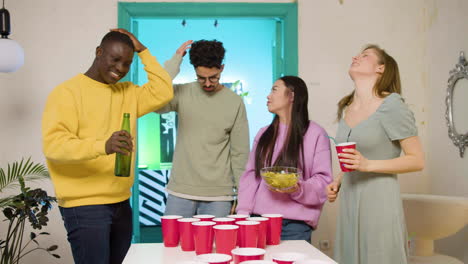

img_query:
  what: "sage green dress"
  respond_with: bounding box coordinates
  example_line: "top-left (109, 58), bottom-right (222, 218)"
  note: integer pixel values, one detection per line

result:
top-left (334, 93), bottom-right (417, 264)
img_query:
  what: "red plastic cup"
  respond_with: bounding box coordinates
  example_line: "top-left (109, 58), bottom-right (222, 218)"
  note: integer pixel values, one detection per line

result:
top-left (194, 214), bottom-right (216, 221)
top-left (197, 253), bottom-right (232, 264)
top-left (212, 217), bottom-right (236, 225)
top-left (178, 218), bottom-right (201, 251)
top-left (261, 214), bottom-right (283, 245)
top-left (175, 261), bottom-right (208, 264)
top-left (227, 214), bottom-right (248, 222)
top-left (231, 248), bottom-right (266, 264)
top-left (192, 221), bottom-right (216, 255)
top-left (213, 224), bottom-right (238, 256)
top-left (240, 261), bottom-right (277, 264)
top-left (228, 214), bottom-right (248, 245)
top-left (294, 260), bottom-right (331, 264)
top-left (161, 215), bottom-right (183, 247)
top-left (246, 217), bottom-right (268, 248)
top-left (236, 220), bottom-right (260, 248)
top-left (271, 252), bottom-right (307, 264)
top-left (335, 142), bottom-right (356, 172)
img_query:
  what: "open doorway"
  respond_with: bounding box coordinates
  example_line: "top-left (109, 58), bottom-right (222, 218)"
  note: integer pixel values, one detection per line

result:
top-left (118, 2), bottom-right (298, 243)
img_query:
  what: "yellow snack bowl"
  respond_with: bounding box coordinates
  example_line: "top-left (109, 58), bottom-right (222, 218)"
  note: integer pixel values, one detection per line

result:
top-left (260, 166), bottom-right (301, 191)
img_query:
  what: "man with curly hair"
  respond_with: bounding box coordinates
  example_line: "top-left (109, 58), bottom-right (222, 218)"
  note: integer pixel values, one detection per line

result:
top-left (157, 40), bottom-right (249, 217)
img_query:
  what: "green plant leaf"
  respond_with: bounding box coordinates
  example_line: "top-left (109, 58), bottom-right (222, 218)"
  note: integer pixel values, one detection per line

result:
top-left (0, 157), bottom-right (49, 193)
top-left (0, 160), bottom-right (57, 263)
top-left (46, 245), bottom-right (58, 251)
top-left (3, 207), bottom-right (13, 219)
top-left (0, 196), bottom-right (16, 208)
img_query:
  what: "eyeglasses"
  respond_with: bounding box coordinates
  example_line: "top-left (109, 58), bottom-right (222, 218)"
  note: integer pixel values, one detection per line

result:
top-left (196, 76), bottom-right (220, 84)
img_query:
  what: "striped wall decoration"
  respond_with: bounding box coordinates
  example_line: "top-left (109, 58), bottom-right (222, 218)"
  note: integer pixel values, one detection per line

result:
top-left (138, 169), bottom-right (171, 226)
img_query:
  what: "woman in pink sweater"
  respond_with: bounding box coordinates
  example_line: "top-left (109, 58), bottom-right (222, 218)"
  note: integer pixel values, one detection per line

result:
top-left (236, 76), bottom-right (333, 242)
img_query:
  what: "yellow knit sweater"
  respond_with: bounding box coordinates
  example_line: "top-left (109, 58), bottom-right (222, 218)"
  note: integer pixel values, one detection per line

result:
top-left (42, 49), bottom-right (173, 207)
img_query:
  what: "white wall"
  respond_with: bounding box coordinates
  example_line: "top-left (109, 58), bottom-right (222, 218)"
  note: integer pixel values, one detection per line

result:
top-left (425, 1), bottom-right (468, 262)
top-left (0, 0), bottom-right (466, 263)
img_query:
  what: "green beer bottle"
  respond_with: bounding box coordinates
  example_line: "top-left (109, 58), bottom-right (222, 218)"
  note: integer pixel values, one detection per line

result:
top-left (114, 113), bottom-right (132, 177)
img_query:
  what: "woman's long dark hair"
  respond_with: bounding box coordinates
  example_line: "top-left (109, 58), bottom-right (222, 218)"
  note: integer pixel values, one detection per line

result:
top-left (254, 76), bottom-right (310, 177)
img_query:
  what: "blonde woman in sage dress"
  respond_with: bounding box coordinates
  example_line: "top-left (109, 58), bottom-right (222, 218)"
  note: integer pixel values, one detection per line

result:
top-left (326, 45), bottom-right (425, 264)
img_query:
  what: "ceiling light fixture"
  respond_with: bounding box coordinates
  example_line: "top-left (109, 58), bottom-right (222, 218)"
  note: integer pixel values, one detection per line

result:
top-left (0, 0), bottom-right (24, 73)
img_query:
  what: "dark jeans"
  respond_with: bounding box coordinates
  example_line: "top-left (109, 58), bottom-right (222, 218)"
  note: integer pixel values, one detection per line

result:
top-left (59, 200), bottom-right (132, 264)
top-left (281, 218), bottom-right (313, 243)
top-left (252, 214), bottom-right (313, 243)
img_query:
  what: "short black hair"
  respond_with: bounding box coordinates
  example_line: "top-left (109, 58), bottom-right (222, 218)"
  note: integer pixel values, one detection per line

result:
top-left (189, 40), bottom-right (225, 69)
top-left (100, 31), bottom-right (135, 51)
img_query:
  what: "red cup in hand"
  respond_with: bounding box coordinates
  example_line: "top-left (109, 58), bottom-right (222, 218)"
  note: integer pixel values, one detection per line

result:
top-left (335, 142), bottom-right (356, 172)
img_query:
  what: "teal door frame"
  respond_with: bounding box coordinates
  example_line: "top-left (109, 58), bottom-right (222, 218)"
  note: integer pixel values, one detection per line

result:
top-left (118, 2), bottom-right (298, 243)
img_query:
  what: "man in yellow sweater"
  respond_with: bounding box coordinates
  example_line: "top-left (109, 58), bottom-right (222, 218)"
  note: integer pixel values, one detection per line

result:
top-left (41, 29), bottom-right (173, 264)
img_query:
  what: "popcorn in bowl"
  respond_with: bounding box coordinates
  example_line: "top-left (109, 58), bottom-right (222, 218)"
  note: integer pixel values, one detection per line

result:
top-left (260, 166), bottom-right (301, 191)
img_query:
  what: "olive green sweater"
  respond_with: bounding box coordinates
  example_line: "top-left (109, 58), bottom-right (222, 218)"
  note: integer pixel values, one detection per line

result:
top-left (158, 54), bottom-right (249, 197)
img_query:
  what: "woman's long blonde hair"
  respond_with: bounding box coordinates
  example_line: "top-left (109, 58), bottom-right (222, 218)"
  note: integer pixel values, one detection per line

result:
top-left (336, 44), bottom-right (401, 121)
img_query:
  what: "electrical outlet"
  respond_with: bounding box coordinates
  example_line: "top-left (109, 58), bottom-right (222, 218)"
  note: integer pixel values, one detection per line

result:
top-left (319, 239), bottom-right (330, 250)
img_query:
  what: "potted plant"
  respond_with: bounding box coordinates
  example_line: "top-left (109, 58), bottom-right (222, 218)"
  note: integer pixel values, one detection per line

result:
top-left (0, 158), bottom-right (60, 263)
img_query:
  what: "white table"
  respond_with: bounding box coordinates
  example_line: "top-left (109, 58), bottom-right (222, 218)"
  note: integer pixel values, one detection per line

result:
top-left (123, 240), bottom-right (338, 264)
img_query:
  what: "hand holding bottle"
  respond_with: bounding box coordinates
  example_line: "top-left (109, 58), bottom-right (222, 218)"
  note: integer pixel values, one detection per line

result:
top-left (105, 130), bottom-right (133, 155)
top-left (113, 113), bottom-right (133, 177)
